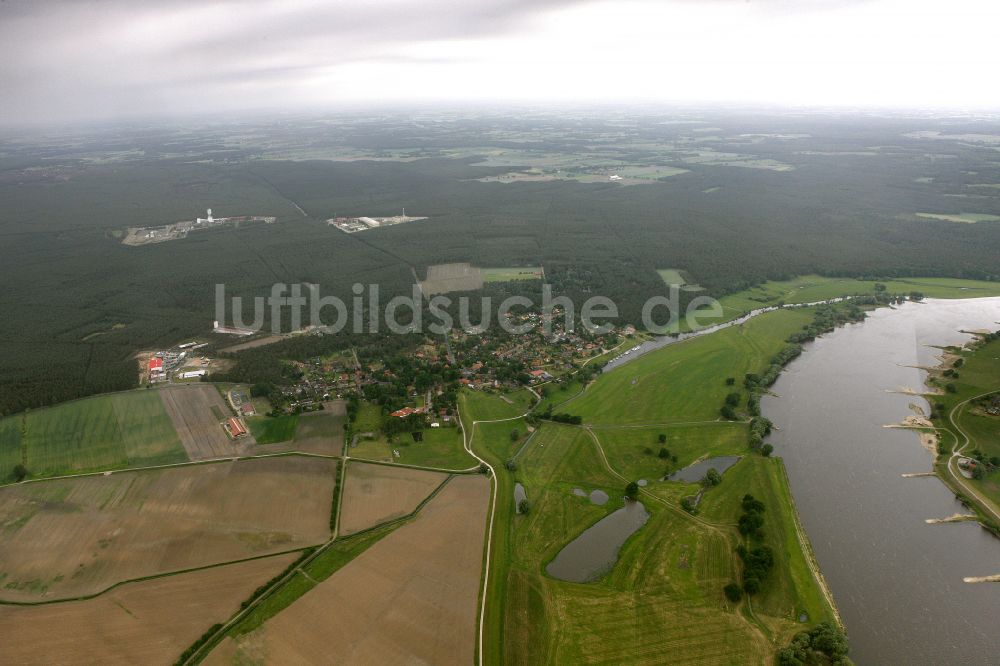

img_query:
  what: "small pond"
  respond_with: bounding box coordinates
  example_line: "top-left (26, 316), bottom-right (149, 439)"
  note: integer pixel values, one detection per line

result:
top-left (666, 456), bottom-right (740, 483)
top-left (571, 488), bottom-right (609, 505)
top-left (514, 483), bottom-right (527, 512)
top-left (546, 500), bottom-right (650, 583)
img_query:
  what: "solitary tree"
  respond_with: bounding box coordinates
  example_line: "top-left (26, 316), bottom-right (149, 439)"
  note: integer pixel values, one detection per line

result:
top-left (518, 499), bottom-right (531, 514)
top-left (723, 583), bottom-right (743, 602)
top-left (658, 433), bottom-right (667, 444)
top-left (12, 463), bottom-right (28, 482)
top-left (625, 481), bottom-right (640, 500)
top-left (702, 468), bottom-right (722, 487)
top-left (510, 428), bottom-right (520, 442)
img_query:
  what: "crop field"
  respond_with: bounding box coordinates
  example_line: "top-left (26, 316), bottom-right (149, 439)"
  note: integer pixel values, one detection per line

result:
top-left (657, 268), bottom-right (704, 291)
top-left (0, 456), bottom-right (334, 601)
top-left (349, 434), bottom-right (393, 461)
top-left (246, 414), bottom-right (298, 444)
top-left (0, 553), bottom-right (297, 665)
top-left (207, 475), bottom-right (489, 665)
top-left (419, 262), bottom-right (484, 295)
top-left (567, 308), bottom-right (815, 424)
top-left (394, 426), bottom-right (476, 469)
top-left (285, 402), bottom-right (346, 455)
top-left (249, 403), bottom-right (346, 456)
top-left (0, 415), bottom-right (24, 481)
top-left (482, 266), bottom-right (544, 282)
top-left (0, 390), bottom-right (188, 480)
top-left (159, 384), bottom-right (250, 459)
top-left (338, 462), bottom-right (448, 535)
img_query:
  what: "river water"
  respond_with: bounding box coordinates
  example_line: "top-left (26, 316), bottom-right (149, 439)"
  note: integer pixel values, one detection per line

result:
top-left (762, 298), bottom-right (1000, 665)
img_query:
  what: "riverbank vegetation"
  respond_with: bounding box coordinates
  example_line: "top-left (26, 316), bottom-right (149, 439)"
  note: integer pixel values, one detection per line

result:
top-left (927, 330), bottom-right (1000, 528)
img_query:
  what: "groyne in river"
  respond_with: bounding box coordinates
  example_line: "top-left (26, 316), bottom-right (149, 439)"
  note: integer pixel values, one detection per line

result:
top-left (762, 298), bottom-right (1000, 665)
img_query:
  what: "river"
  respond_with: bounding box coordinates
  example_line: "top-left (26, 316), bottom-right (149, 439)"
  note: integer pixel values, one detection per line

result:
top-left (762, 297), bottom-right (1000, 665)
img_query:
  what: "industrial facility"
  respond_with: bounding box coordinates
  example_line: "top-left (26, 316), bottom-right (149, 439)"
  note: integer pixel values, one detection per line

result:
top-left (327, 210), bottom-right (427, 233)
top-left (122, 208), bottom-right (277, 246)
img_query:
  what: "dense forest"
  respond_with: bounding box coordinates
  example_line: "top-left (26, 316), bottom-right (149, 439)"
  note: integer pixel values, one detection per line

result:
top-left (1, 112), bottom-right (999, 414)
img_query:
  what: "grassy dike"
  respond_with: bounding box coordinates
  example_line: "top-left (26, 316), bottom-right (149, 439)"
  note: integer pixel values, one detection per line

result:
top-left (458, 394), bottom-right (528, 665)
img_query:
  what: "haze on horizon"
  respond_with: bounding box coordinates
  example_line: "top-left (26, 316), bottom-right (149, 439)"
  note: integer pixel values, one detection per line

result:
top-left (2, 0), bottom-right (999, 125)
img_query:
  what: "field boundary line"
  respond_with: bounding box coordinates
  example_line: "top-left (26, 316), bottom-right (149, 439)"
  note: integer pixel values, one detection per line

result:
top-left (0, 547), bottom-right (312, 607)
top-left (1, 450), bottom-right (342, 489)
top-left (346, 455), bottom-right (479, 474)
top-left (179, 474), bottom-right (456, 664)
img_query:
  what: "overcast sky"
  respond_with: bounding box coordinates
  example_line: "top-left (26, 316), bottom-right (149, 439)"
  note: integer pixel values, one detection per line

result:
top-left (2, 0), bottom-right (999, 124)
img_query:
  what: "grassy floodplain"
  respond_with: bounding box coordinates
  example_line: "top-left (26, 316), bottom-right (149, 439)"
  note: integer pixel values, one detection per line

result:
top-left (566, 308), bottom-right (815, 424)
top-left (712, 275), bottom-right (1000, 322)
top-left (0, 389), bottom-right (188, 481)
top-left (927, 334), bottom-right (1000, 519)
top-left (466, 305), bottom-right (843, 664)
top-left (467, 418), bottom-right (834, 664)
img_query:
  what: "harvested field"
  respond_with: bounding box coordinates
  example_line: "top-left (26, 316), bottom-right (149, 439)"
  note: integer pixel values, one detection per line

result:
top-left (0, 456), bottom-right (334, 601)
top-left (419, 262), bottom-right (483, 295)
top-left (159, 384), bottom-right (253, 459)
top-left (338, 461), bottom-right (448, 535)
top-left (290, 403), bottom-right (345, 455)
top-left (207, 475), bottom-right (489, 665)
top-left (0, 553), bottom-right (296, 666)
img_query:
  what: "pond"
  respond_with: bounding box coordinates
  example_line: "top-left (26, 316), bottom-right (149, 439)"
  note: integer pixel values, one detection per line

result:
top-left (571, 488), bottom-right (609, 505)
top-left (666, 456), bottom-right (740, 483)
top-left (514, 482), bottom-right (527, 512)
top-left (545, 500), bottom-right (650, 583)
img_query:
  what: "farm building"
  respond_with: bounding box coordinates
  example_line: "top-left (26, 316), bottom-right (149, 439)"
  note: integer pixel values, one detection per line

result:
top-left (148, 357), bottom-right (166, 382)
top-left (226, 417), bottom-right (248, 438)
top-left (528, 369), bottom-right (553, 382)
top-left (390, 407), bottom-right (422, 418)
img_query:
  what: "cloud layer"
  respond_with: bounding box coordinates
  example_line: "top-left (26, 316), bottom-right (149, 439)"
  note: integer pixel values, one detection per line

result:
top-left (2, 0), bottom-right (998, 123)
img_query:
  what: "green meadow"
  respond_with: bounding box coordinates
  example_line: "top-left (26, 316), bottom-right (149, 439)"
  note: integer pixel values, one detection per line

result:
top-left (467, 415), bottom-right (826, 664)
top-left (928, 335), bottom-right (1000, 514)
top-left (395, 426), bottom-right (476, 469)
top-left (482, 267), bottom-right (544, 282)
top-left (0, 390), bottom-right (187, 480)
top-left (714, 275), bottom-right (1000, 321)
top-left (465, 297), bottom-right (844, 663)
top-left (567, 308), bottom-right (815, 424)
top-left (247, 414), bottom-right (299, 444)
